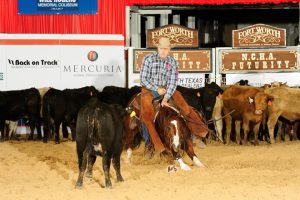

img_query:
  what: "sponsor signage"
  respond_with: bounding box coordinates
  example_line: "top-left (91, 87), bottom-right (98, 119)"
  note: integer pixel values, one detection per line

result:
top-left (218, 47), bottom-right (299, 73)
top-left (133, 49), bottom-right (211, 73)
top-left (147, 24), bottom-right (199, 48)
top-left (232, 24), bottom-right (286, 48)
top-left (18, 0), bottom-right (98, 14)
top-left (0, 34), bottom-right (125, 91)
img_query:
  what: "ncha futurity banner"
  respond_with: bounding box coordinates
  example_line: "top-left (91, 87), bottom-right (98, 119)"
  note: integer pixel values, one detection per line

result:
top-left (0, 34), bottom-right (125, 91)
top-left (18, 0), bottom-right (98, 14)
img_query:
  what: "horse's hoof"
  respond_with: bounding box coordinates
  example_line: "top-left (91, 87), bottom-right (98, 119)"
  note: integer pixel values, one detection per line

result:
top-left (180, 164), bottom-right (191, 171)
top-left (193, 157), bottom-right (204, 168)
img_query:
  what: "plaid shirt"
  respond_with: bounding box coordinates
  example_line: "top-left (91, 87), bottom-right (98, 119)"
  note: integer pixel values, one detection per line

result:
top-left (140, 52), bottom-right (178, 100)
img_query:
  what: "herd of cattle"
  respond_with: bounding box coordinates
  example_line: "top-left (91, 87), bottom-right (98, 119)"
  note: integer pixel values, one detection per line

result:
top-left (1, 81), bottom-right (300, 145)
top-left (1, 81), bottom-right (300, 188)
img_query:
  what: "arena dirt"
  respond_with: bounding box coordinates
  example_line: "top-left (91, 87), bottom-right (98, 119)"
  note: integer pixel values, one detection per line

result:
top-left (1, 139), bottom-right (300, 200)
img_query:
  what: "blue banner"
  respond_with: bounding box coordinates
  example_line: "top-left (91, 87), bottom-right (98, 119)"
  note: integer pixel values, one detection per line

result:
top-left (18, 0), bottom-right (98, 14)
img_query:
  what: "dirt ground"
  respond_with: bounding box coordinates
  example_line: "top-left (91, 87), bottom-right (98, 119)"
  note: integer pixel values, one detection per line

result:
top-left (1, 139), bottom-right (300, 200)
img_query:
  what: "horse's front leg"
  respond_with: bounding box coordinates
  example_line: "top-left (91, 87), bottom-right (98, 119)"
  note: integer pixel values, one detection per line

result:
top-left (172, 150), bottom-right (191, 171)
top-left (185, 138), bottom-right (204, 168)
top-left (122, 122), bottom-right (138, 164)
top-left (126, 148), bottom-right (133, 164)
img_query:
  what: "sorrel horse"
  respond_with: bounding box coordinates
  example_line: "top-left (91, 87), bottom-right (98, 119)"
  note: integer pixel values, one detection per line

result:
top-left (123, 93), bottom-right (207, 170)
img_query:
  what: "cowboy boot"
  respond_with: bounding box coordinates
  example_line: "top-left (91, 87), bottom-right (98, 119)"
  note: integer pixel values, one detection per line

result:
top-left (144, 142), bottom-right (155, 160)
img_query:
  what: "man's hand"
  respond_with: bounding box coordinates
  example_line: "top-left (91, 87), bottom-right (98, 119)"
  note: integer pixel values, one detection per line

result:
top-left (157, 87), bottom-right (166, 95)
top-left (161, 97), bottom-right (170, 107)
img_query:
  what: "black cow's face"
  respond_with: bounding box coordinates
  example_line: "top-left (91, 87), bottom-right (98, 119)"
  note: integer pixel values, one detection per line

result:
top-left (201, 82), bottom-right (223, 119)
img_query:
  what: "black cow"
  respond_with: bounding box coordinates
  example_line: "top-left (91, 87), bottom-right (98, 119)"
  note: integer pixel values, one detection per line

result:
top-left (176, 86), bottom-right (202, 112)
top-left (75, 97), bottom-right (128, 189)
top-left (42, 86), bottom-right (98, 144)
top-left (98, 85), bottom-right (141, 108)
top-left (0, 88), bottom-right (41, 140)
top-left (235, 79), bottom-right (249, 86)
top-left (177, 82), bottom-right (223, 122)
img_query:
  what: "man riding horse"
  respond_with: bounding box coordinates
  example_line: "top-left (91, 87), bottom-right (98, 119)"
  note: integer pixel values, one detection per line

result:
top-left (140, 37), bottom-right (208, 156)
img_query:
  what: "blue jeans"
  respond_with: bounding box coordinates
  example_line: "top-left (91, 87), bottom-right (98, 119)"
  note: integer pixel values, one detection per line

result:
top-left (142, 90), bottom-right (160, 145)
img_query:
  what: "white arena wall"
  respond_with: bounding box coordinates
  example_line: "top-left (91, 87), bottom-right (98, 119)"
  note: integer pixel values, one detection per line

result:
top-left (0, 34), bottom-right (125, 91)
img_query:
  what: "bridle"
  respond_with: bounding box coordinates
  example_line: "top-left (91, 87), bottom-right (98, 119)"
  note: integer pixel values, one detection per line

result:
top-left (164, 104), bottom-right (210, 131)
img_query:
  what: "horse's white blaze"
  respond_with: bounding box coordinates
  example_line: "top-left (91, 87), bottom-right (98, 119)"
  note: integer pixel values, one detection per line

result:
top-left (176, 158), bottom-right (191, 171)
top-left (171, 120), bottom-right (180, 148)
top-left (126, 148), bottom-right (133, 164)
top-left (193, 156), bottom-right (204, 167)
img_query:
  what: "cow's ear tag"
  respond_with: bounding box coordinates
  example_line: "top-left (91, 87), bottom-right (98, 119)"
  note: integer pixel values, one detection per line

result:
top-left (268, 101), bottom-right (272, 106)
top-left (197, 92), bottom-right (201, 97)
top-left (248, 97), bottom-right (254, 104)
top-left (130, 111), bottom-right (136, 118)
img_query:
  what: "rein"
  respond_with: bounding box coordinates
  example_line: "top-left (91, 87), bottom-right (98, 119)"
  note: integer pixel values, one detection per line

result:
top-left (155, 104), bottom-right (210, 133)
top-left (206, 109), bottom-right (235, 142)
top-left (206, 109), bottom-right (235, 124)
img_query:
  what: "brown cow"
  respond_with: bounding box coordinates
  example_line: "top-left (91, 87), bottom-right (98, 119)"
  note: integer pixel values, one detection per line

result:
top-left (264, 87), bottom-right (300, 143)
top-left (223, 86), bottom-right (272, 145)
